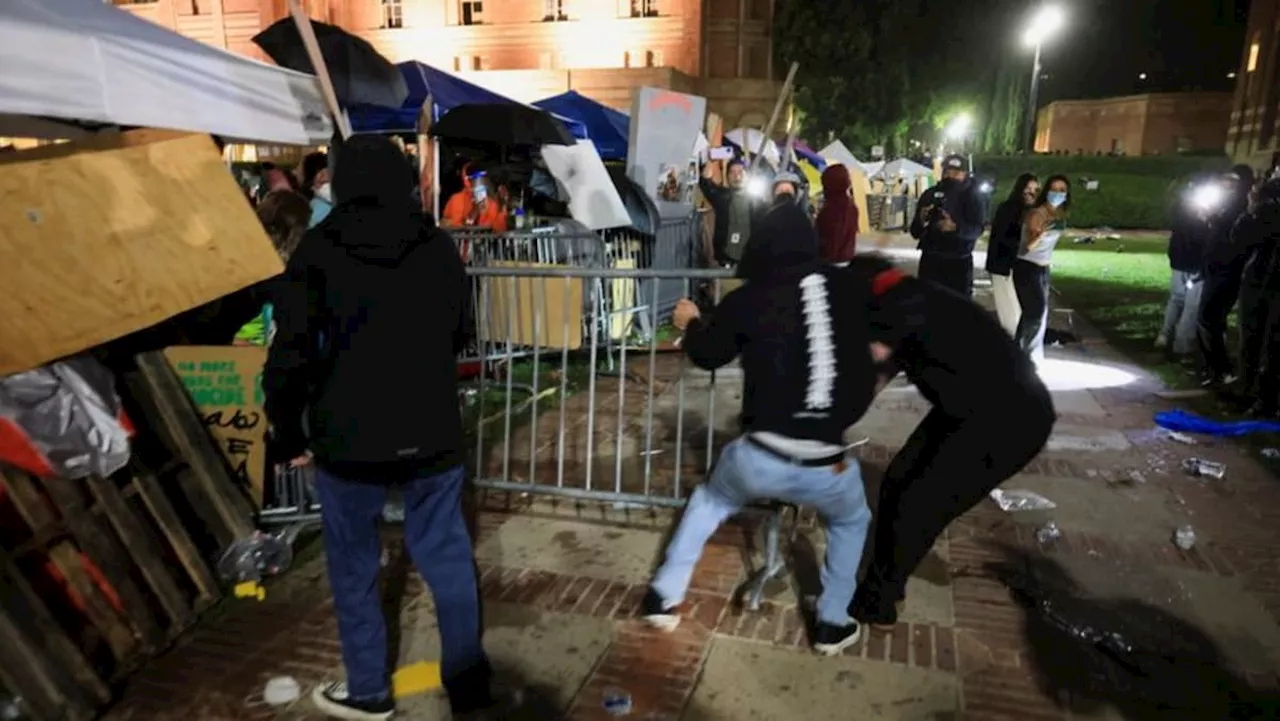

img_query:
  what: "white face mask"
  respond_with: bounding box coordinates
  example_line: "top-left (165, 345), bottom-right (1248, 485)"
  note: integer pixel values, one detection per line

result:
top-left (315, 182), bottom-right (333, 203)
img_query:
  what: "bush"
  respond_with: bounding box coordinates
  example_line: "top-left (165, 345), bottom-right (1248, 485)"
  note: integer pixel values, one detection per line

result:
top-left (972, 154), bottom-right (1232, 230)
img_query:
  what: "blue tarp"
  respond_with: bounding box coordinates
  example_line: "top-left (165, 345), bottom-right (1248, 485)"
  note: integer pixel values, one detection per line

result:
top-left (347, 61), bottom-right (587, 140)
top-left (1154, 409), bottom-right (1280, 437)
top-left (533, 90), bottom-right (630, 161)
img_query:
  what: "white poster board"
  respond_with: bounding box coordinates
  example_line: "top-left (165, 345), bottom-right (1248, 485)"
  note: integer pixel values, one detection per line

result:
top-left (540, 139), bottom-right (631, 231)
top-left (626, 87), bottom-right (707, 219)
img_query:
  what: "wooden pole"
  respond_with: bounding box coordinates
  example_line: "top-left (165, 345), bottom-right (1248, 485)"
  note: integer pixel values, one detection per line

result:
top-left (286, 0), bottom-right (352, 139)
top-left (416, 95), bottom-right (436, 215)
top-left (749, 62), bottom-right (799, 174)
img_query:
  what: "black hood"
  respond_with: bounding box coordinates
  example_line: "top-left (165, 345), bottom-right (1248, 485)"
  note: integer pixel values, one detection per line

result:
top-left (735, 201), bottom-right (819, 282)
top-left (326, 134), bottom-right (431, 266)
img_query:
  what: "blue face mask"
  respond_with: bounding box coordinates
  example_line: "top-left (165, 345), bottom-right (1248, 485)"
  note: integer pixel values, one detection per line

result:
top-left (1047, 191), bottom-right (1067, 208)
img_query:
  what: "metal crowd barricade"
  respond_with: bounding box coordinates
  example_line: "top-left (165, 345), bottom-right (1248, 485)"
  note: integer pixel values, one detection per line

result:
top-left (256, 263), bottom-right (797, 611)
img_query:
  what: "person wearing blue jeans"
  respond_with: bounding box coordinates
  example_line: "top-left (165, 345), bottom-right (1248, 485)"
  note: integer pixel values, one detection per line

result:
top-left (640, 201), bottom-right (881, 655)
top-left (314, 465), bottom-right (489, 717)
top-left (264, 136), bottom-right (505, 720)
top-left (648, 437), bottom-right (871, 649)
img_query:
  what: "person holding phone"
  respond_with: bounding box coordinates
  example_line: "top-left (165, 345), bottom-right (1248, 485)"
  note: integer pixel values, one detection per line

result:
top-left (1013, 175), bottom-right (1071, 364)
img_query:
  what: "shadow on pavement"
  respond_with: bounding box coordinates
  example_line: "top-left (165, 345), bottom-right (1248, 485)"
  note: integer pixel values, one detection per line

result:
top-left (981, 543), bottom-right (1280, 720)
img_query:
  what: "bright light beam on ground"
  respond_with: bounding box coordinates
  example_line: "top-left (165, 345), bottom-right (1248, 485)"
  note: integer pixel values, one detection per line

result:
top-left (1036, 358), bottom-right (1137, 391)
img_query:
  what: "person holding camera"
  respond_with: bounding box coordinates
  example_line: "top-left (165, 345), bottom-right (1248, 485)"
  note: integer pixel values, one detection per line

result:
top-left (909, 154), bottom-right (986, 297)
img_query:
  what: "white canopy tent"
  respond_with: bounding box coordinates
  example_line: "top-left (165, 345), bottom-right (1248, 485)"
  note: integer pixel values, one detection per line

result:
top-left (819, 140), bottom-right (863, 171)
top-left (874, 158), bottom-right (932, 180)
top-left (0, 0), bottom-right (332, 145)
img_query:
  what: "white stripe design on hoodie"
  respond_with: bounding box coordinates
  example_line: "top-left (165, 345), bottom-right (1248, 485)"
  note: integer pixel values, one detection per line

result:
top-left (799, 273), bottom-right (836, 411)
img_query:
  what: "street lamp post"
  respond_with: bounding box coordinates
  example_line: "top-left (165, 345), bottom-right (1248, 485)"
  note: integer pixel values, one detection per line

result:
top-left (1022, 6), bottom-right (1065, 154)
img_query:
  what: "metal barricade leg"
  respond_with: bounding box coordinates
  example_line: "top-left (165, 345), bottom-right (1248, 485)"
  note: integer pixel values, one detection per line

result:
top-left (746, 505), bottom-right (791, 612)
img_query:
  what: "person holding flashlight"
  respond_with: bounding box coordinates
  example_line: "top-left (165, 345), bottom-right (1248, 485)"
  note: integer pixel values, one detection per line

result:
top-left (1156, 174), bottom-right (1215, 356)
top-left (909, 154), bottom-right (986, 298)
top-left (1195, 166), bottom-right (1255, 387)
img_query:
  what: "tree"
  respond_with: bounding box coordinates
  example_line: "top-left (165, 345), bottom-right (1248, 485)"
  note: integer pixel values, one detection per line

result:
top-left (775, 0), bottom-right (1031, 156)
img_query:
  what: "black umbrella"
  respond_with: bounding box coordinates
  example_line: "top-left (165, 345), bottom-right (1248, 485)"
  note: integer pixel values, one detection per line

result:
top-left (605, 164), bottom-right (659, 234)
top-left (252, 18), bottom-right (408, 109)
top-left (431, 103), bottom-right (576, 147)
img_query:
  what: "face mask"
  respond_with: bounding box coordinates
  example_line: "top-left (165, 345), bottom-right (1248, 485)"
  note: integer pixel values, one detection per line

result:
top-left (472, 184), bottom-right (487, 203)
top-left (315, 182), bottom-right (332, 203)
top-left (1047, 191), bottom-right (1067, 208)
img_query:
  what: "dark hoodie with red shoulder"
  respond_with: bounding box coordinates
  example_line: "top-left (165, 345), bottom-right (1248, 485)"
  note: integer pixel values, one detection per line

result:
top-left (264, 135), bottom-right (468, 480)
top-left (816, 164), bottom-right (859, 263)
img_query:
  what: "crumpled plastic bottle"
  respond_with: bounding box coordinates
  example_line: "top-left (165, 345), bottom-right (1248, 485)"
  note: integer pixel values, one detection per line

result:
top-left (1174, 525), bottom-right (1196, 550)
top-left (216, 529), bottom-right (297, 583)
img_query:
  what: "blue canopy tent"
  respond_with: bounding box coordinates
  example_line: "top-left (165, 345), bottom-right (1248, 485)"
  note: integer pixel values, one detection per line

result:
top-left (533, 90), bottom-right (630, 161)
top-left (347, 61), bottom-right (587, 139)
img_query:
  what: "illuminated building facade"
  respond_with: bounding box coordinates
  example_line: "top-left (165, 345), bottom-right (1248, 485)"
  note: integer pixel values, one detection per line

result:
top-left (1228, 0), bottom-right (1280, 167)
top-left (114, 0), bottom-right (782, 131)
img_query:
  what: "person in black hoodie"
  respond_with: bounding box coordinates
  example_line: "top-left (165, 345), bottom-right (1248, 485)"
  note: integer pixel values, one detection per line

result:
top-left (1235, 178), bottom-right (1280, 414)
top-left (843, 254), bottom-right (1055, 629)
top-left (264, 135), bottom-right (502, 721)
top-left (986, 174), bottom-right (1039, 336)
top-left (641, 202), bottom-right (880, 656)
top-left (1196, 165), bottom-right (1255, 386)
top-left (1157, 174), bottom-right (1214, 356)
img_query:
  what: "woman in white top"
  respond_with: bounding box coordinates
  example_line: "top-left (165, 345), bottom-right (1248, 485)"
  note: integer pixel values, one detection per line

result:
top-left (1013, 175), bottom-right (1071, 364)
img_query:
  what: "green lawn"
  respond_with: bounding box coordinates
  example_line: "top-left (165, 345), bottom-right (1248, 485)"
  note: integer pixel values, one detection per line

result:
top-left (1047, 233), bottom-right (1195, 388)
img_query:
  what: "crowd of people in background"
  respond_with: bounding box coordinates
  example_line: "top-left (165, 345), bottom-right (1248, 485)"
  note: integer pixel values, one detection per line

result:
top-left (1157, 165), bottom-right (1280, 417)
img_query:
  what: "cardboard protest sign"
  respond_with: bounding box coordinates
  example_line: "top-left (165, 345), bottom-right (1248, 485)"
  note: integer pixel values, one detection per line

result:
top-left (163, 346), bottom-right (268, 506)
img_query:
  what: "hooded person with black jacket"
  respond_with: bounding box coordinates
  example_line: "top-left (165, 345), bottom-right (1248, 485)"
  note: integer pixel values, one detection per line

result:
top-left (843, 254), bottom-right (1055, 629)
top-left (264, 135), bottom-right (505, 721)
top-left (641, 202), bottom-right (880, 657)
top-left (1235, 178), bottom-right (1280, 415)
top-left (1196, 165), bottom-right (1255, 386)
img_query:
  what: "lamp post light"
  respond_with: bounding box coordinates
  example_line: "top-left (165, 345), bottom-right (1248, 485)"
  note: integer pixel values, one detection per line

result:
top-left (945, 113), bottom-right (974, 171)
top-left (1022, 5), bottom-right (1066, 153)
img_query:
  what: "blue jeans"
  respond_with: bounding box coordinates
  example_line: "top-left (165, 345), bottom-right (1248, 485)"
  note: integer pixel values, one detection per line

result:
top-left (651, 437), bottom-right (872, 626)
top-left (315, 464), bottom-right (489, 710)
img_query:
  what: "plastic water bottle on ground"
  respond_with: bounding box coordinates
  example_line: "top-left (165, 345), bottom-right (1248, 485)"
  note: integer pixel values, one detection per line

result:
top-left (1174, 525), bottom-right (1196, 550)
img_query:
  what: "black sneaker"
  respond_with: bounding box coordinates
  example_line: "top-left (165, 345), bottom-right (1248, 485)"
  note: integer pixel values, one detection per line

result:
top-left (849, 586), bottom-right (900, 629)
top-left (812, 621), bottom-right (861, 656)
top-left (311, 681), bottom-right (395, 720)
top-left (641, 587), bottom-right (680, 631)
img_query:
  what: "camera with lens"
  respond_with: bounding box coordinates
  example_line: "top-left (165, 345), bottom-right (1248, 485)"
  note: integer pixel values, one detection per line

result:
top-left (923, 189), bottom-right (948, 225)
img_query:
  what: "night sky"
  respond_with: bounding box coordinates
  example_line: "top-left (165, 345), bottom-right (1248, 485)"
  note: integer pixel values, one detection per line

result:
top-left (1034, 0), bottom-right (1249, 102)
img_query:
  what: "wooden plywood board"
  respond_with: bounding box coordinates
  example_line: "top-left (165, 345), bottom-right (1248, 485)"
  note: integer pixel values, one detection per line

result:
top-left (0, 130), bottom-right (284, 375)
top-left (477, 263), bottom-right (584, 351)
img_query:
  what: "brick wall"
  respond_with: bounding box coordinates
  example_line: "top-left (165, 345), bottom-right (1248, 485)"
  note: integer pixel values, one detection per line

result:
top-left (1036, 93), bottom-right (1230, 156)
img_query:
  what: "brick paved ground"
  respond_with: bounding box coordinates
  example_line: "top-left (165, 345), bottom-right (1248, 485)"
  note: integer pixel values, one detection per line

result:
top-left (100, 247), bottom-right (1280, 721)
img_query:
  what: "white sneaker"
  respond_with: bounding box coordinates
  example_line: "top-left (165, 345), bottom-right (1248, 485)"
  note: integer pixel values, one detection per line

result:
top-left (311, 682), bottom-right (394, 720)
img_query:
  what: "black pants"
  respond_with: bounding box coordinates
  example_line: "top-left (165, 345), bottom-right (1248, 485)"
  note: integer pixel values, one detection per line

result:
top-left (1238, 282), bottom-right (1269, 393)
top-left (1012, 259), bottom-right (1051, 360)
top-left (1197, 272), bottom-right (1242, 378)
top-left (1256, 298), bottom-right (1280, 412)
top-left (862, 388), bottom-right (1055, 600)
top-left (917, 253), bottom-right (974, 298)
